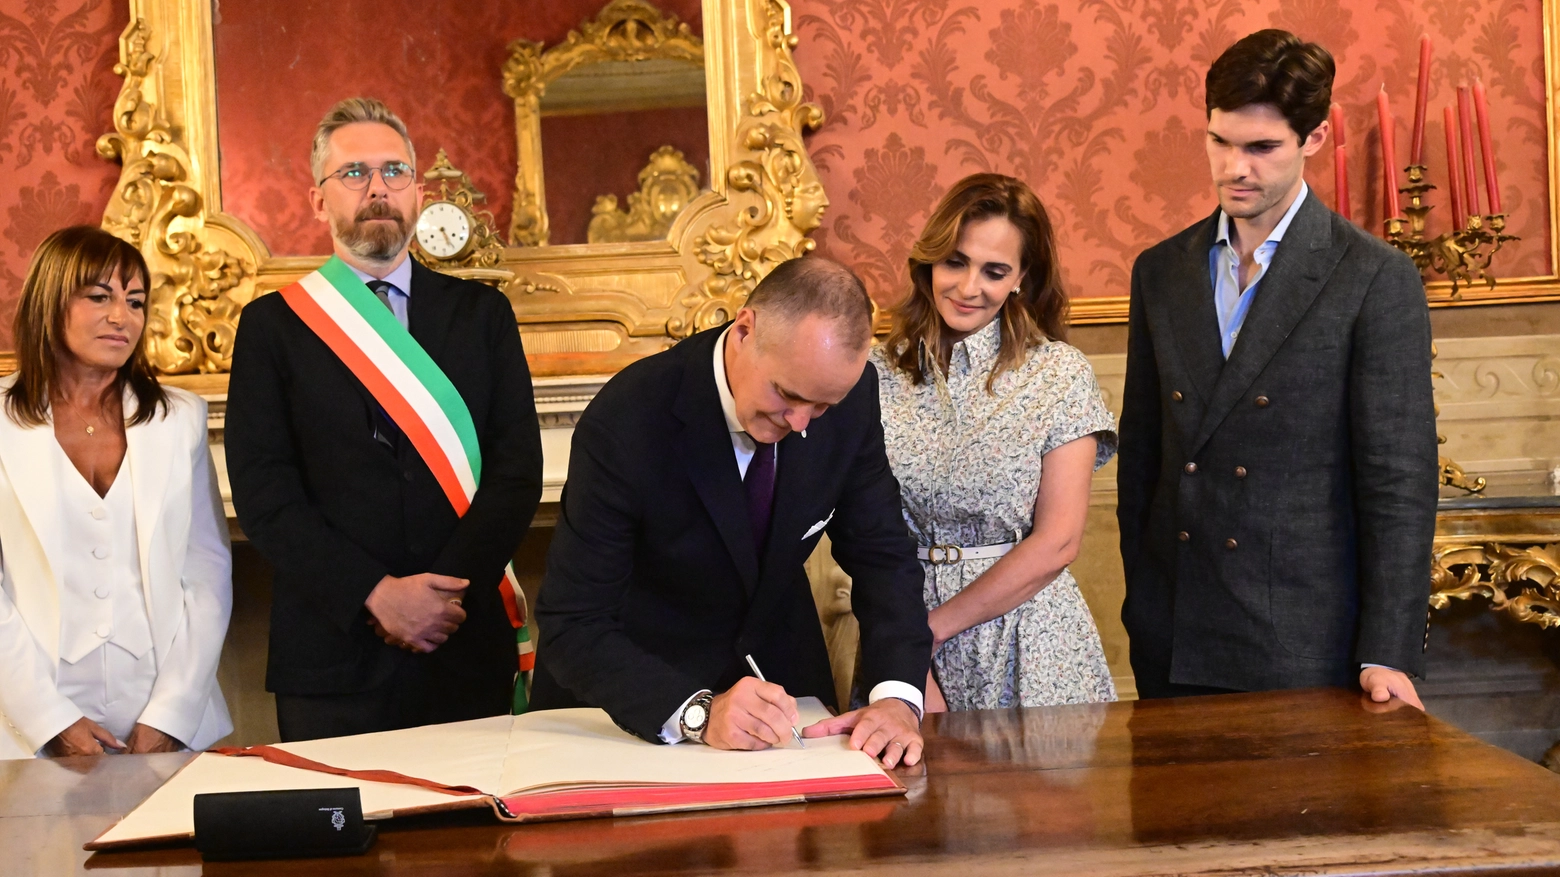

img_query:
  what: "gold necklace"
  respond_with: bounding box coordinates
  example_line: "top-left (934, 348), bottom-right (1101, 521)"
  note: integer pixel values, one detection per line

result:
top-left (59, 395), bottom-right (105, 437)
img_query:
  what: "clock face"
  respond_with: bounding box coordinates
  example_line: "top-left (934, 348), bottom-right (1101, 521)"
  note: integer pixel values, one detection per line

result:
top-left (416, 201), bottom-right (473, 259)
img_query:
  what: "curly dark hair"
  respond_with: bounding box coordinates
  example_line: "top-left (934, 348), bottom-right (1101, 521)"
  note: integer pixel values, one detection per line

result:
top-left (1205, 29), bottom-right (1335, 142)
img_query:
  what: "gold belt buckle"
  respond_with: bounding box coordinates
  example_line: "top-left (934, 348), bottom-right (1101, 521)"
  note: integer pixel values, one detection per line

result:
top-left (928, 544), bottom-right (962, 565)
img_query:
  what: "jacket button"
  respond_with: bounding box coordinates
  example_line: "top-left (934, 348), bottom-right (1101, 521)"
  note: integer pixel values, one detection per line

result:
top-left (1254, 395), bottom-right (1270, 408)
top-left (1177, 531), bottom-right (1190, 542)
top-left (404, 470), bottom-right (416, 482)
top-left (1225, 538), bottom-right (1238, 550)
top-left (1171, 390), bottom-right (1184, 402)
top-left (1234, 466), bottom-right (1247, 478)
top-left (1184, 462), bottom-right (1197, 474)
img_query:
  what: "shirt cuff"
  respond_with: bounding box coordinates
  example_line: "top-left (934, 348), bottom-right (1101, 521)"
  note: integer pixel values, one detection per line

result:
top-left (867, 681), bottom-right (923, 719)
top-left (659, 690), bottom-right (709, 744)
top-left (1360, 663), bottom-right (1399, 672)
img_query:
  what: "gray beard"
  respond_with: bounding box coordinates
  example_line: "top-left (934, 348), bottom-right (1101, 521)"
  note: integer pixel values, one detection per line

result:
top-left (333, 201), bottom-right (412, 264)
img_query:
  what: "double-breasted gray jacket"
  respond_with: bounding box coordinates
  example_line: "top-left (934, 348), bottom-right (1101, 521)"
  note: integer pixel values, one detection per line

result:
top-left (1116, 191), bottom-right (1439, 691)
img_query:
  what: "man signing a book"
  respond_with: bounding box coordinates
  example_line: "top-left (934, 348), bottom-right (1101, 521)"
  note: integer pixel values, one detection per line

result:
top-left (532, 257), bottom-right (932, 768)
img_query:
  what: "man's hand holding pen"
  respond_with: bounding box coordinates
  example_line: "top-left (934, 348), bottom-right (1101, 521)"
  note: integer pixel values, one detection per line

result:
top-left (704, 676), bottom-right (802, 751)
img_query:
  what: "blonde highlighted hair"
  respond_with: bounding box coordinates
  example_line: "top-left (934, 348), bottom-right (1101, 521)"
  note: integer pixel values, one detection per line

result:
top-left (309, 97), bottom-right (416, 183)
top-left (882, 173), bottom-right (1069, 392)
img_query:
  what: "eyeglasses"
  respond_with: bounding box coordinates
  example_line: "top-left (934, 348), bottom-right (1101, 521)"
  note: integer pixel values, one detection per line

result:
top-left (318, 161), bottom-right (416, 191)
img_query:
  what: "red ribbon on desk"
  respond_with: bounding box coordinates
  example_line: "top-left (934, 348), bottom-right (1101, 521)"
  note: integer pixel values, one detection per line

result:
top-left (209, 745), bottom-right (485, 797)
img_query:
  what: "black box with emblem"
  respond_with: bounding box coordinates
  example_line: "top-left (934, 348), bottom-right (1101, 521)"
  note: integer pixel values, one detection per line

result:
top-left (193, 787), bottom-right (376, 860)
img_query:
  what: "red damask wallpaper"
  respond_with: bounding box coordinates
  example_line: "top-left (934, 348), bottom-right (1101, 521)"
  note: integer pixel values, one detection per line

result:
top-left (0, 0), bottom-right (127, 349)
top-left (791, 0), bottom-right (1553, 305)
top-left (1, 0), bottom-right (1553, 349)
top-left (212, 0), bottom-right (704, 257)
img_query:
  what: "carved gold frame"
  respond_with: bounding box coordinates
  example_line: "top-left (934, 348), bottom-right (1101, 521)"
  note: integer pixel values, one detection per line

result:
top-left (503, 0), bottom-right (705, 247)
top-left (91, 0), bottom-right (826, 379)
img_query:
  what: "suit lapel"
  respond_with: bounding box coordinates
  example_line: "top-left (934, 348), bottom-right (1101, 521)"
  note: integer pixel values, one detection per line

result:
top-left (407, 260), bottom-right (458, 367)
top-left (672, 332), bottom-right (760, 593)
top-left (124, 393), bottom-right (172, 650)
top-left (0, 392), bottom-right (65, 658)
top-left (759, 427), bottom-right (821, 575)
top-left (1191, 193), bottom-right (1342, 455)
top-left (1162, 211), bottom-right (1226, 408)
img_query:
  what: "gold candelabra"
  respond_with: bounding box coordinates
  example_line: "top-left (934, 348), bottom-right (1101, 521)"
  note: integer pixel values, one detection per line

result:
top-left (1382, 164), bottom-right (1512, 495)
top-left (1383, 165), bottom-right (1518, 299)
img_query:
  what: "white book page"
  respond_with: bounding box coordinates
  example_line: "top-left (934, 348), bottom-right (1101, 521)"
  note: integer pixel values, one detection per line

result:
top-left (497, 698), bottom-right (888, 796)
top-left (92, 715), bottom-right (511, 847)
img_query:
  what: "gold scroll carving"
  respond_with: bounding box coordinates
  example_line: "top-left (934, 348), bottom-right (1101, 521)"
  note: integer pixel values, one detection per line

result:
top-left (97, 18), bottom-right (252, 374)
top-left (1432, 498), bottom-right (1560, 630)
top-left (588, 146), bottom-right (703, 244)
top-left (92, 0), bottom-right (828, 378)
top-left (670, 0), bottom-right (827, 338)
top-left (1431, 541), bottom-right (1560, 628)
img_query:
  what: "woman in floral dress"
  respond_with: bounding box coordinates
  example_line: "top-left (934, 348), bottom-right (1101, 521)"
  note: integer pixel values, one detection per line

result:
top-left (873, 173), bottom-right (1118, 711)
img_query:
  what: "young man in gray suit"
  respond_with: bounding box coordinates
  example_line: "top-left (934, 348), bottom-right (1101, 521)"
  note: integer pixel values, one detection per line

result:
top-left (1117, 30), bottom-right (1439, 707)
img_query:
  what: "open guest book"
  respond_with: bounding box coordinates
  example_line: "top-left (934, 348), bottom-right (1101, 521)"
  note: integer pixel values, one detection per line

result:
top-left (86, 699), bottom-right (903, 851)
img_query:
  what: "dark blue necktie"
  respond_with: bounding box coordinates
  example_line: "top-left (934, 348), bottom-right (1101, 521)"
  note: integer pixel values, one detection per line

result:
top-left (745, 441), bottom-right (776, 554)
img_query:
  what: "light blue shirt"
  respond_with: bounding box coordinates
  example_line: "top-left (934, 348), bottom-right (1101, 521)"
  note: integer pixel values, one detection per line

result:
top-left (348, 256), bottom-right (414, 331)
top-left (1207, 182), bottom-right (1308, 358)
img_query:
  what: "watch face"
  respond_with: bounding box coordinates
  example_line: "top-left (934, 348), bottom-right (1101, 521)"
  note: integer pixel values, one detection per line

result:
top-left (416, 201), bottom-right (472, 259)
top-left (684, 703), bottom-right (707, 730)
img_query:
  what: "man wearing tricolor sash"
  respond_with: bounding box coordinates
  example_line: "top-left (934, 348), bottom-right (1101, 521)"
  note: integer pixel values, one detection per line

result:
top-left (227, 99), bottom-right (543, 742)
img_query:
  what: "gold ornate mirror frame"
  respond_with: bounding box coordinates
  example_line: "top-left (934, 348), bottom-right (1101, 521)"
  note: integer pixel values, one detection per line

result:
top-left (504, 0), bottom-right (705, 247)
top-left (96, 0), bottom-right (826, 380)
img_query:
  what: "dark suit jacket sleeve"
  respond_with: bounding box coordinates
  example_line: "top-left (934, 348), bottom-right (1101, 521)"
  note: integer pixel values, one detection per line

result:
top-left (430, 292), bottom-right (543, 584)
top-left (1347, 254), bottom-right (1439, 675)
top-left (826, 366), bottom-right (932, 699)
top-left (537, 408), bottom-right (703, 741)
top-left (1116, 256), bottom-right (1162, 579)
top-left (226, 299), bottom-right (389, 633)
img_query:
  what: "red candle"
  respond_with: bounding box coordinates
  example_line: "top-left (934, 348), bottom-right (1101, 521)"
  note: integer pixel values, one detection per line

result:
top-left (1378, 88), bottom-right (1400, 218)
top-left (1472, 78), bottom-right (1502, 214)
top-left (1444, 105), bottom-right (1465, 228)
top-left (1456, 85), bottom-right (1481, 215)
top-left (1411, 36), bottom-right (1432, 165)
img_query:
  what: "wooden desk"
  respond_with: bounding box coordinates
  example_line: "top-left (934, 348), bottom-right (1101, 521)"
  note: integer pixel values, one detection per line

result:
top-left (6, 689), bottom-right (1560, 876)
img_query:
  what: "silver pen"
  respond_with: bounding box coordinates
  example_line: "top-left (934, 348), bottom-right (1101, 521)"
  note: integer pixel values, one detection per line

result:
top-left (744, 653), bottom-right (806, 748)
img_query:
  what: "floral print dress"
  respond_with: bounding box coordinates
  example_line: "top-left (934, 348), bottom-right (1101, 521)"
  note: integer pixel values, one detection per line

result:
top-left (872, 318), bottom-right (1119, 709)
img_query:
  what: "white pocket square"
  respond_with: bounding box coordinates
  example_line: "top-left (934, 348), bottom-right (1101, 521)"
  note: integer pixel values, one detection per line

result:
top-left (802, 510), bottom-right (835, 540)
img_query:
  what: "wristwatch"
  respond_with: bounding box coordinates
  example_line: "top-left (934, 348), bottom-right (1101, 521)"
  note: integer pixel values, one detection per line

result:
top-left (679, 691), bottom-right (714, 743)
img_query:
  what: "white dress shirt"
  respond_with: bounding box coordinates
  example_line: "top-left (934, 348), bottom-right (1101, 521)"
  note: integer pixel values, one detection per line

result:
top-left (659, 327), bottom-right (924, 742)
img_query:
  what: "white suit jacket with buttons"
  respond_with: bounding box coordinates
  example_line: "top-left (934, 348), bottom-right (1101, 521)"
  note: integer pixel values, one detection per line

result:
top-left (0, 374), bottom-right (232, 758)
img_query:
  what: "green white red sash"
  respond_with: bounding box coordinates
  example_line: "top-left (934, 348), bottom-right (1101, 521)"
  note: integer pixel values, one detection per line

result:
top-left (279, 256), bottom-right (534, 712)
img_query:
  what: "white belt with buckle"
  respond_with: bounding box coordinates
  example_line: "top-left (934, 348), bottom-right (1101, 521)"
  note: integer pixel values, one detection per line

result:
top-left (917, 541), bottom-right (1018, 564)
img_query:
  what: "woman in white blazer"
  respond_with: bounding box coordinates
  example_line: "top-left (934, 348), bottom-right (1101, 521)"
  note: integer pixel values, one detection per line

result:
top-left (0, 226), bottom-right (231, 759)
